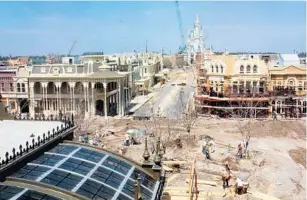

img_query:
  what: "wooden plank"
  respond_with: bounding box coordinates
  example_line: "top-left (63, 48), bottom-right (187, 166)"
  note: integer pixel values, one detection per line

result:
top-left (185, 179), bottom-right (217, 186)
top-left (163, 165), bottom-right (174, 172)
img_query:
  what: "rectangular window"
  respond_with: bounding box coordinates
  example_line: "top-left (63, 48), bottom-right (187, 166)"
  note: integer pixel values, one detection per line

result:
top-left (10, 83), bottom-right (13, 92)
top-left (246, 81), bottom-right (251, 92)
top-left (1, 83), bottom-right (4, 92)
top-left (253, 81), bottom-right (257, 92)
top-left (239, 81), bottom-right (244, 93)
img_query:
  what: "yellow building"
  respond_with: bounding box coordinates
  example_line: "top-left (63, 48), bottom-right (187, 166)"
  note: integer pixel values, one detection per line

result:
top-left (268, 65), bottom-right (307, 117)
top-left (195, 53), bottom-right (306, 118)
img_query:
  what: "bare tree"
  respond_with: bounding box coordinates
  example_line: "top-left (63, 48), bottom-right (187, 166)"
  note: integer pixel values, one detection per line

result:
top-left (73, 83), bottom-right (89, 137)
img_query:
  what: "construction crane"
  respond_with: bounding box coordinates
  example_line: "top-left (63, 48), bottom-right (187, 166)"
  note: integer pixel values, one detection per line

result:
top-left (67, 40), bottom-right (77, 56)
top-left (175, 1), bottom-right (186, 54)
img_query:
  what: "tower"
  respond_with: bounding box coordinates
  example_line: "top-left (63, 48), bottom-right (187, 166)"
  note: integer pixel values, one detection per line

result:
top-left (186, 14), bottom-right (205, 65)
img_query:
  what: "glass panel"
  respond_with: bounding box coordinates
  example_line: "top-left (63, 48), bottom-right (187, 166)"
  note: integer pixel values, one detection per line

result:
top-left (11, 166), bottom-right (49, 181)
top-left (102, 157), bottom-right (132, 175)
top-left (117, 194), bottom-right (131, 200)
top-left (31, 154), bottom-right (65, 166)
top-left (130, 169), bottom-right (156, 191)
top-left (48, 145), bottom-right (78, 155)
top-left (17, 190), bottom-right (61, 200)
top-left (76, 179), bottom-right (116, 200)
top-left (95, 185), bottom-right (116, 199)
top-left (91, 167), bottom-right (124, 188)
top-left (40, 169), bottom-right (82, 190)
top-left (58, 158), bottom-right (95, 175)
top-left (0, 185), bottom-right (24, 200)
top-left (122, 179), bottom-right (135, 197)
top-left (73, 148), bottom-right (105, 163)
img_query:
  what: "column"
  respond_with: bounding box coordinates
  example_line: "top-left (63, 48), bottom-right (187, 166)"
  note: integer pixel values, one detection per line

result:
top-left (84, 82), bottom-right (88, 116)
top-left (72, 87), bottom-right (75, 114)
top-left (118, 83), bottom-right (122, 116)
top-left (56, 85), bottom-right (59, 115)
top-left (116, 93), bottom-right (119, 115)
top-left (29, 82), bottom-right (35, 118)
top-left (92, 85), bottom-right (95, 116)
top-left (103, 82), bottom-right (108, 119)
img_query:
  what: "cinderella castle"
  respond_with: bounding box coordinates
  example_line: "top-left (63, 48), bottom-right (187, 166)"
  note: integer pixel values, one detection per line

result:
top-left (186, 14), bottom-right (208, 64)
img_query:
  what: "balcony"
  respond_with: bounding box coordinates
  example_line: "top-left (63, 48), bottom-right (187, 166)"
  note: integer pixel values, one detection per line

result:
top-left (271, 86), bottom-right (306, 97)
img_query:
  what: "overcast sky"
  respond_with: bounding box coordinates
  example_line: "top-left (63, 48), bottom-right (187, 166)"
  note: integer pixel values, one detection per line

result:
top-left (0, 1), bottom-right (306, 56)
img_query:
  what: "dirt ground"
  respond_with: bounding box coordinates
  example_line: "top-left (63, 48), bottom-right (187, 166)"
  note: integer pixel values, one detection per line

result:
top-left (75, 116), bottom-right (306, 200)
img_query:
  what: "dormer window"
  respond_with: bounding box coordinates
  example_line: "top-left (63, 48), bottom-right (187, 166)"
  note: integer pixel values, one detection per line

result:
top-left (40, 67), bottom-right (46, 73)
top-left (53, 67), bottom-right (59, 75)
top-left (67, 67), bottom-right (73, 73)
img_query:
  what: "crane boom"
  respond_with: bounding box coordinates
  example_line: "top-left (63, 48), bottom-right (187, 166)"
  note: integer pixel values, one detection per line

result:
top-left (175, 1), bottom-right (186, 53)
top-left (67, 40), bottom-right (77, 56)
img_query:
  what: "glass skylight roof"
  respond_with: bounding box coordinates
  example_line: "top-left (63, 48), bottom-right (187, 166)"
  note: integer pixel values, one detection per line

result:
top-left (8, 144), bottom-right (160, 200)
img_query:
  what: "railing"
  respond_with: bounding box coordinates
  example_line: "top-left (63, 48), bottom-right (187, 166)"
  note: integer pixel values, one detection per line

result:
top-left (0, 115), bottom-right (75, 171)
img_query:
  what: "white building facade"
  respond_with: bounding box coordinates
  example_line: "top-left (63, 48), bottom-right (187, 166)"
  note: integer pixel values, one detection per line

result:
top-left (28, 62), bottom-right (130, 118)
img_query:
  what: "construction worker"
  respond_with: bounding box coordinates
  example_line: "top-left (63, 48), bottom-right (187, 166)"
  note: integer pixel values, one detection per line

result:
top-left (235, 177), bottom-right (249, 195)
top-left (124, 133), bottom-right (131, 146)
top-left (222, 163), bottom-right (231, 189)
top-left (237, 143), bottom-right (243, 159)
top-left (202, 140), bottom-right (211, 159)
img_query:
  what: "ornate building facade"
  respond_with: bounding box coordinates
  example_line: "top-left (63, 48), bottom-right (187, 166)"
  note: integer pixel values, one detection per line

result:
top-left (0, 52), bottom-right (166, 118)
top-left (194, 52), bottom-right (307, 118)
top-left (28, 62), bottom-right (130, 118)
top-left (186, 14), bottom-right (205, 64)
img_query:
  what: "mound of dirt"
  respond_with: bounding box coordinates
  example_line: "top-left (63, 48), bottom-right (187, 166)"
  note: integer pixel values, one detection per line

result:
top-left (243, 120), bottom-right (306, 139)
top-left (289, 147), bottom-right (306, 168)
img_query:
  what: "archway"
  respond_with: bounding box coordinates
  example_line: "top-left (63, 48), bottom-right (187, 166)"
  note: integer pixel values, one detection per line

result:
top-left (19, 99), bottom-right (29, 113)
top-left (74, 82), bottom-right (84, 94)
top-left (95, 100), bottom-right (104, 116)
top-left (34, 82), bottom-right (43, 94)
top-left (47, 82), bottom-right (56, 94)
top-left (60, 82), bottom-right (70, 94)
top-left (94, 82), bottom-right (104, 93)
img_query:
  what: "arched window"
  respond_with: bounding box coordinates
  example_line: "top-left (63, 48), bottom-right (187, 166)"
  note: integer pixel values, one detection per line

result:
top-left (17, 83), bottom-right (21, 92)
top-left (253, 65), bottom-right (257, 73)
top-left (211, 65), bottom-right (214, 73)
top-left (21, 83), bottom-right (25, 92)
top-left (216, 65), bottom-right (218, 73)
top-left (246, 65), bottom-right (251, 73)
top-left (221, 65), bottom-right (224, 73)
top-left (240, 65), bottom-right (244, 74)
top-left (288, 79), bottom-right (295, 87)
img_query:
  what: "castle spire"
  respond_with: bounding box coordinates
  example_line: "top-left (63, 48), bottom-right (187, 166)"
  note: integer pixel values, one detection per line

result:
top-left (195, 13), bottom-right (199, 24)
